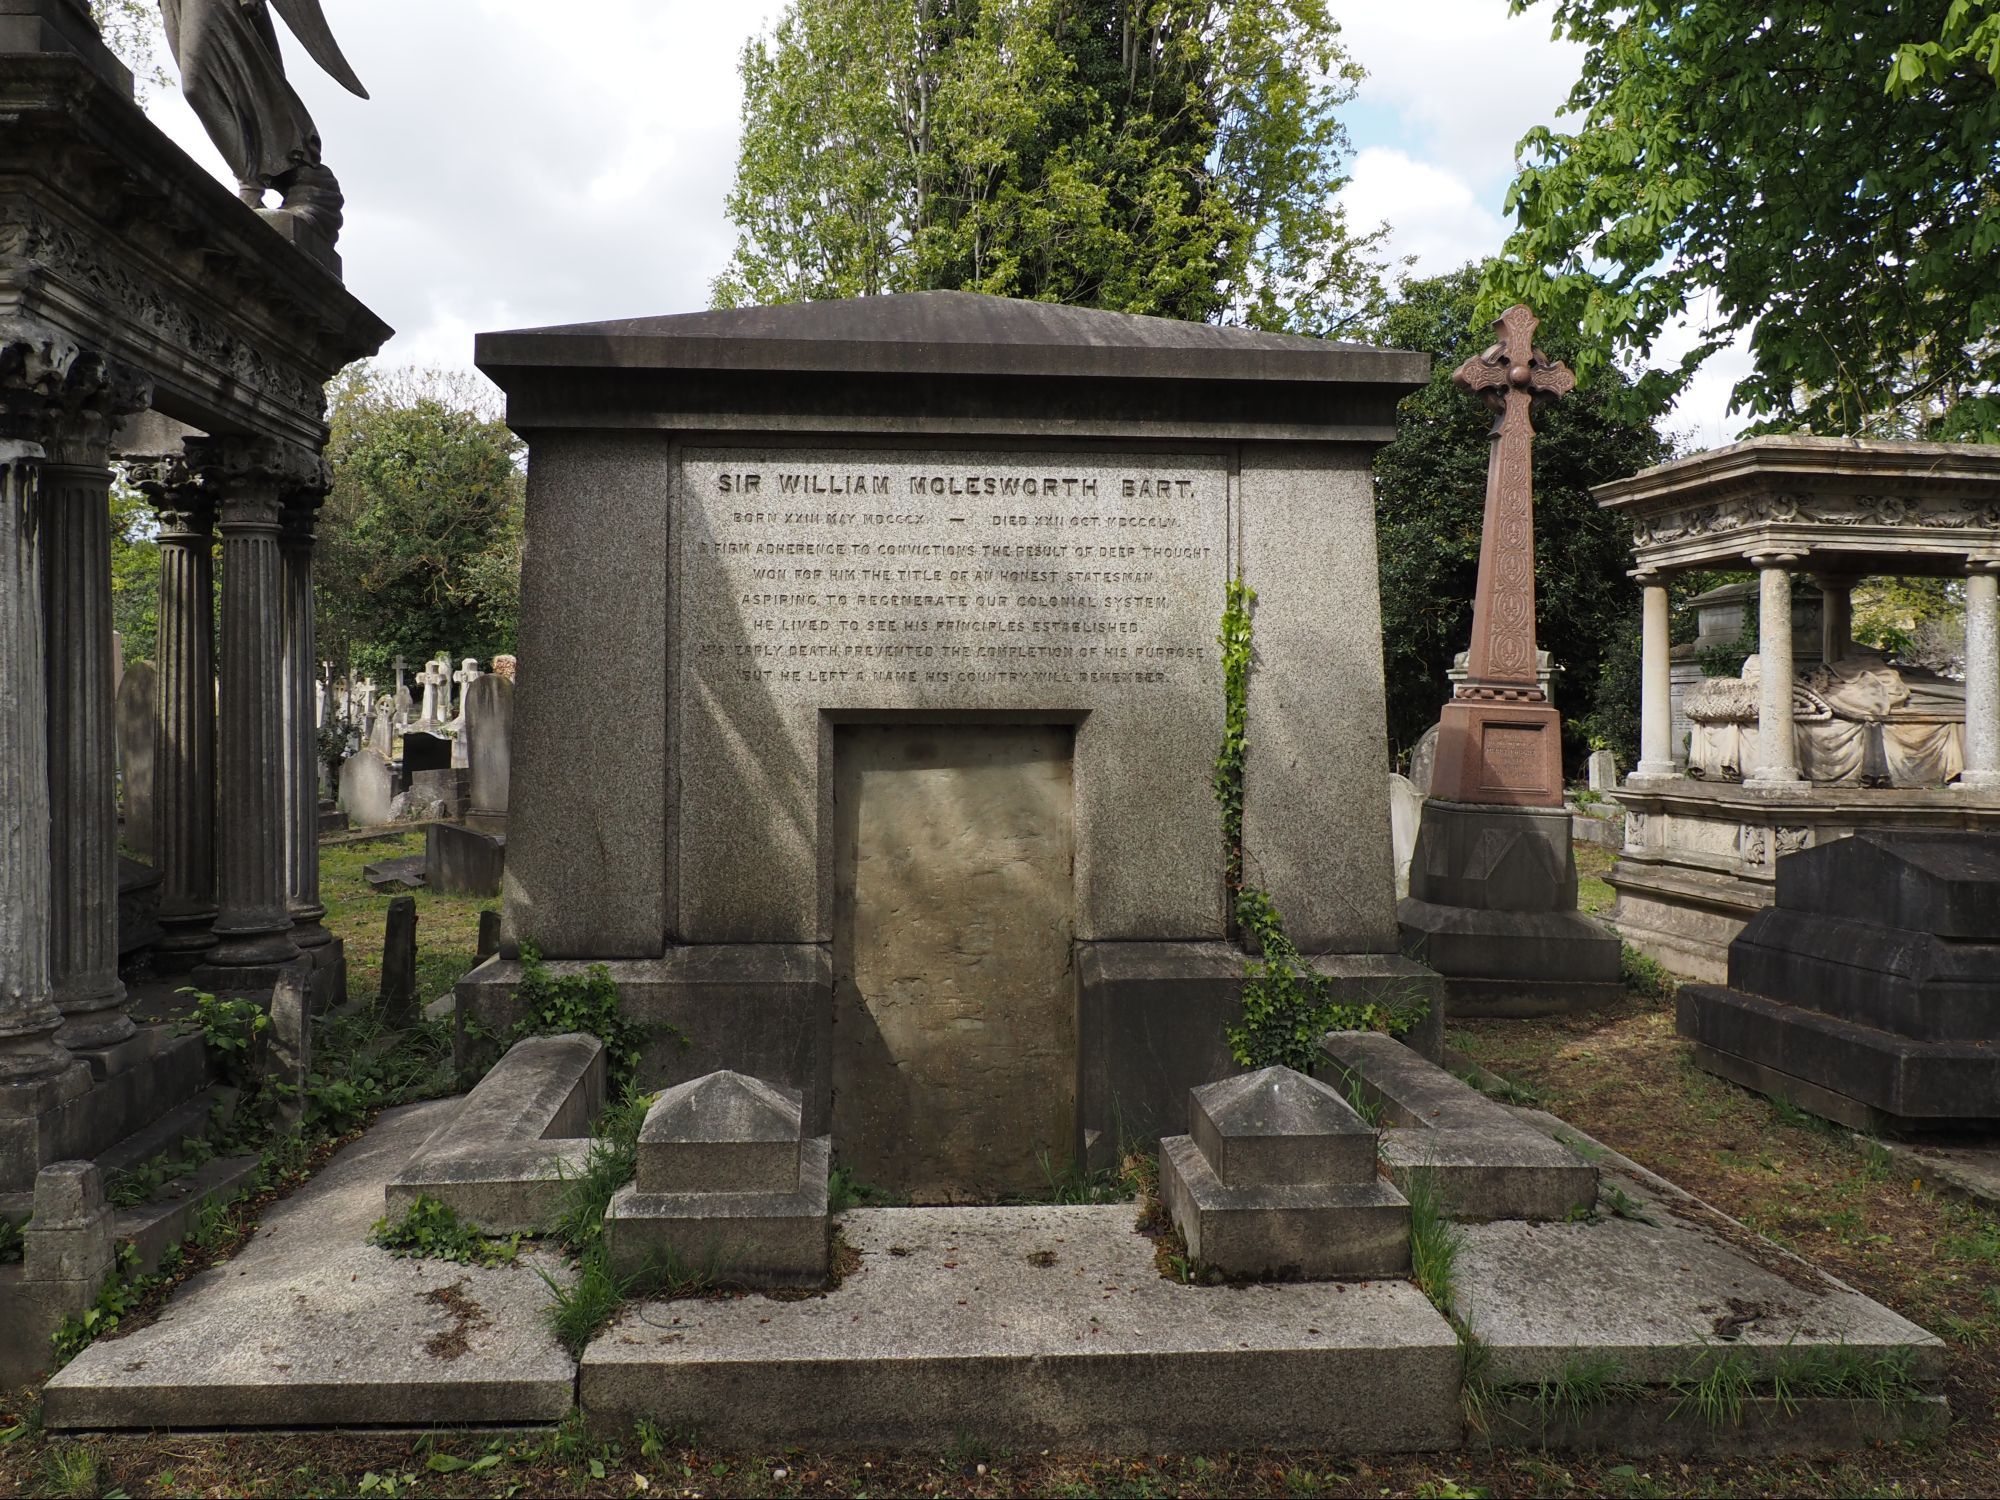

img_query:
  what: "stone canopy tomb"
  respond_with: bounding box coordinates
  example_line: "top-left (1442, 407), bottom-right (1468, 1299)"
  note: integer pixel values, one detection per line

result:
top-left (462, 291), bottom-right (1440, 1201)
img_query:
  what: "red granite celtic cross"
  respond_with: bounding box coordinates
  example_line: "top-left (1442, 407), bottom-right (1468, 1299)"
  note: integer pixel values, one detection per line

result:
top-left (1450, 304), bottom-right (1573, 695)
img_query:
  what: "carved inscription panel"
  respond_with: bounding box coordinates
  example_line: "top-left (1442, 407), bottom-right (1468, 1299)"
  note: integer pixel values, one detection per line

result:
top-left (679, 449), bottom-right (1229, 710)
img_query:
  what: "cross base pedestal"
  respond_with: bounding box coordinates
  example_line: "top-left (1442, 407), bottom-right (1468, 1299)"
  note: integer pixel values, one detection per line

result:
top-left (1428, 697), bottom-right (1564, 808)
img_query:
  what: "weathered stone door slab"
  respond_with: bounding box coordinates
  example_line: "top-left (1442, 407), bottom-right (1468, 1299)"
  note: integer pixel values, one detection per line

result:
top-left (831, 724), bottom-right (1075, 1201)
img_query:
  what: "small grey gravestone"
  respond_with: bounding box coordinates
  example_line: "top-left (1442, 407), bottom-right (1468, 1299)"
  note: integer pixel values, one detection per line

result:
top-left (1587, 749), bottom-right (1618, 793)
top-left (266, 964), bottom-right (311, 1127)
top-left (476, 909), bottom-right (501, 960)
top-left (368, 696), bottom-right (395, 756)
top-left (115, 661), bottom-right (158, 862)
top-left (337, 749), bottom-right (394, 827)
top-left (380, 896), bottom-right (418, 1026)
top-left (1388, 772), bottom-right (1423, 900)
top-left (465, 673), bottom-right (514, 817)
top-left (1408, 723), bottom-right (1440, 799)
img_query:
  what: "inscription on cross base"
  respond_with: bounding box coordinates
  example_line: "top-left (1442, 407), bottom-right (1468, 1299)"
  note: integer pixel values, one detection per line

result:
top-left (1450, 304), bottom-right (1573, 695)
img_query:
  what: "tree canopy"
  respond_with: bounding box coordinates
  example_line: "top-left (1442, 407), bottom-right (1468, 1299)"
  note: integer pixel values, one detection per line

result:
top-left (315, 366), bottom-right (524, 679)
top-left (1372, 265), bottom-right (1671, 770)
top-left (1487, 0), bottom-right (2000, 439)
top-left (715, 0), bottom-right (1388, 334)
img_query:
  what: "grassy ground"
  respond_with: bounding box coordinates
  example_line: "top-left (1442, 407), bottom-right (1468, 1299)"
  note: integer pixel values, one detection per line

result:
top-left (321, 831), bottom-right (490, 1011)
top-left (5, 849), bottom-right (1997, 1497)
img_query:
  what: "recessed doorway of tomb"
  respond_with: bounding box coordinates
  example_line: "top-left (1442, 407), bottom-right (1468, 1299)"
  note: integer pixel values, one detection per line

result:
top-left (830, 723), bottom-right (1077, 1202)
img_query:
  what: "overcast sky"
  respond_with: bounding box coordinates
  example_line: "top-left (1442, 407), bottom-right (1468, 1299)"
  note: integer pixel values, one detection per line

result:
top-left (135, 0), bottom-right (1749, 448)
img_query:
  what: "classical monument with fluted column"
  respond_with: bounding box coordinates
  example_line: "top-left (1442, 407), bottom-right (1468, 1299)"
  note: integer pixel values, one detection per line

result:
top-left (0, 1), bottom-right (387, 1239)
top-left (1598, 437), bottom-right (2000, 981)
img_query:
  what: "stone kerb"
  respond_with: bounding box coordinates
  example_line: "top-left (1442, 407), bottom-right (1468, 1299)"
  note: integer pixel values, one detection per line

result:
top-left (604, 1070), bottom-right (830, 1288)
top-left (384, 1033), bottom-right (605, 1232)
top-left (1159, 1065), bottom-right (1410, 1280)
top-left (1319, 1031), bottom-right (1597, 1221)
top-left (0, 1160), bottom-right (116, 1388)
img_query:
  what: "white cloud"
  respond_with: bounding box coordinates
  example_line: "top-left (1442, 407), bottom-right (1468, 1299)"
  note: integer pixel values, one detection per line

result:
top-left (1343, 147), bottom-right (1504, 280)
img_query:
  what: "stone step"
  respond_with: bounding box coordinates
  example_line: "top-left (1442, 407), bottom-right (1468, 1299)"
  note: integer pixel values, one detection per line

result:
top-left (114, 1152), bottom-right (263, 1273)
top-left (95, 1087), bottom-right (232, 1181)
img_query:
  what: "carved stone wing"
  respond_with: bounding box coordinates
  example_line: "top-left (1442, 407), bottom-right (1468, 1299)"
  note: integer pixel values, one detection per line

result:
top-left (270, 0), bottom-right (369, 98)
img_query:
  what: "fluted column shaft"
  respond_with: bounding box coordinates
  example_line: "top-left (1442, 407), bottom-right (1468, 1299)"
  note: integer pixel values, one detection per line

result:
top-left (0, 436), bottom-right (71, 1085)
top-left (201, 440), bottom-right (306, 977)
top-left (135, 459), bottom-right (218, 968)
top-left (42, 422), bottom-right (135, 1051)
top-left (281, 496), bottom-right (329, 948)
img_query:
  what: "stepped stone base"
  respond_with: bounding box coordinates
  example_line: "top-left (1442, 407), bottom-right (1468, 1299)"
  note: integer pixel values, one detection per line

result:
top-left (604, 1134), bottom-right (831, 1287)
top-left (1159, 1134), bottom-right (1409, 1278)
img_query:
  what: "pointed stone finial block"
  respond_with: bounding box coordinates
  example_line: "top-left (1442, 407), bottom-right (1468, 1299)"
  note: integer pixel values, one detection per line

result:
top-left (1189, 1066), bottom-right (1378, 1187)
top-left (637, 1070), bottom-right (805, 1195)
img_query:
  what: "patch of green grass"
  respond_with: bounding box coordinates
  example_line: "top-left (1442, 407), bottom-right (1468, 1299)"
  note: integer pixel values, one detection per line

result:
top-left (1528, 1354), bottom-right (1643, 1425)
top-left (827, 1166), bottom-right (907, 1213)
top-left (1457, 1065), bottom-right (1544, 1109)
top-left (370, 1194), bottom-right (521, 1267)
top-left (36, 1438), bottom-right (109, 1499)
top-left (1552, 1130), bottom-right (1608, 1164)
top-left (1767, 1343), bottom-right (1923, 1413)
top-left (536, 1089), bottom-right (660, 1355)
top-left (1619, 945), bottom-right (1678, 1001)
top-left (1598, 1182), bottom-right (1659, 1226)
top-left (1770, 1095), bottom-right (1839, 1135)
top-left (1341, 1069), bottom-right (1385, 1127)
top-left (1405, 1167), bottom-right (1462, 1316)
top-left (1669, 1348), bottom-right (1757, 1428)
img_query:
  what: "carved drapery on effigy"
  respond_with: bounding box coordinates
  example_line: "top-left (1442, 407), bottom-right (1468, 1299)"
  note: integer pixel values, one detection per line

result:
top-left (1686, 652), bottom-right (1967, 788)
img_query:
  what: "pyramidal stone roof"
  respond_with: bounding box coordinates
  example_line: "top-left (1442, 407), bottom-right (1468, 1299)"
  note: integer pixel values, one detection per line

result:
top-left (476, 289), bottom-right (1427, 387)
top-left (643, 1070), bottom-right (802, 1147)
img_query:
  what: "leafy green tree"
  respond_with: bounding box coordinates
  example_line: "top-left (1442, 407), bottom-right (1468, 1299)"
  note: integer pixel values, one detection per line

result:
top-left (88, 0), bottom-right (170, 96)
top-left (316, 366), bottom-right (524, 679)
top-left (1488, 0), bottom-right (2000, 439)
top-left (716, 0), bottom-right (1388, 334)
top-left (108, 480), bottom-right (159, 663)
top-left (1372, 265), bottom-right (1671, 771)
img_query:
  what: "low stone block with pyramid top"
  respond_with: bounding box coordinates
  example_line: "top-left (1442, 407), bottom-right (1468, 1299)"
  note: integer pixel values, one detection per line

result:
top-left (603, 1070), bottom-right (830, 1286)
top-left (1159, 1066), bottom-right (1409, 1280)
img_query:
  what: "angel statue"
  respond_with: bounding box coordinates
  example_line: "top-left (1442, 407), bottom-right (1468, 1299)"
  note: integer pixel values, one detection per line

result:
top-left (158, 0), bottom-right (368, 244)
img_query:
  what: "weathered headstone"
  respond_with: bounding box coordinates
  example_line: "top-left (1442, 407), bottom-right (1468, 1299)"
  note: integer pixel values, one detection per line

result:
top-left (1408, 723), bottom-right (1440, 799)
top-left (380, 896), bottom-right (418, 1026)
top-left (114, 660), bottom-right (157, 862)
top-left (1586, 749), bottom-right (1618, 793)
top-left (449, 658), bottom-right (480, 728)
top-left (337, 750), bottom-right (394, 827)
top-left (477, 909), bottom-right (501, 960)
top-left (416, 660), bottom-right (444, 726)
top-left (1388, 772), bottom-right (1422, 900)
top-left (368, 696), bottom-right (394, 756)
top-left (465, 672), bottom-right (514, 818)
top-left (266, 963), bottom-right (311, 1127)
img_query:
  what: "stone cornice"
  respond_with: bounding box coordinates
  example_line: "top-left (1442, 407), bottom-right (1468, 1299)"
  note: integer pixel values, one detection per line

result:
top-left (0, 55), bottom-right (391, 447)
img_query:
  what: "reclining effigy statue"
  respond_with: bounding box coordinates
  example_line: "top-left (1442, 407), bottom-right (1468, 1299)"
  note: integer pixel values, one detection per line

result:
top-left (1685, 651), bottom-right (1966, 787)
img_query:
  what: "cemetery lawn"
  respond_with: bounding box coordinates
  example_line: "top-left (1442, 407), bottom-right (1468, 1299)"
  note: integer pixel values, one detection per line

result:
top-left (7, 915), bottom-right (1999, 1497)
top-left (321, 830), bottom-right (487, 1011)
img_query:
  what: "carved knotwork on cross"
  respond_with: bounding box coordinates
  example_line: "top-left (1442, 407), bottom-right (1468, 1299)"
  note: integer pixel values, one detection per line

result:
top-left (1450, 304), bottom-right (1574, 693)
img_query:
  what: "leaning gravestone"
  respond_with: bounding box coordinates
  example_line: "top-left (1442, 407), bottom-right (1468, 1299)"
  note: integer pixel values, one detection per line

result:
top-left (472, 290), bottom-right (1439, 1199)
top-left (114, 661), bottom-right (157, 862)
top-left (465, 672), bottom-right (514, 818)
top-left (380, 896), bottom-right (419, 1027)
top-left (337, 750), bottom-right (394, 827)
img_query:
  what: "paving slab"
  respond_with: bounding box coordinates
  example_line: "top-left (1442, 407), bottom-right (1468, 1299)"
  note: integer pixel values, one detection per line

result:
top-left (1456, 1113), bottom-right (1944, 1389)
top-left (44, 1100), bottom-right (576, 1430)
top-left (581, 1204), bottom-right (1460, 1453)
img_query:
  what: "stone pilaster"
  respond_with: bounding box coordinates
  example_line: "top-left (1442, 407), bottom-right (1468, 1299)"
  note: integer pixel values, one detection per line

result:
top-left (1962, 563), bottom-right (2000, 794)
top-left (280, 487), bottom-right (332, 950)
top-left (1633, 578), bottom-right (1676, 782)
top-left (1747, 556), bottom-right (1807, 789)
top-left (129, 454), bottom-right (217, 970)
top-left (41, 371), bottom-right (149, 1054)
top-left (194, 437), bottom-right (315, 988)
top-left (1816, 574), bottom-right (1855, 663)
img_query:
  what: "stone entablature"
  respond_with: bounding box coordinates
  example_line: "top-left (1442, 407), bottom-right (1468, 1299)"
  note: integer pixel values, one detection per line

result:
top-left (0, 54), bottom-right (389, 447)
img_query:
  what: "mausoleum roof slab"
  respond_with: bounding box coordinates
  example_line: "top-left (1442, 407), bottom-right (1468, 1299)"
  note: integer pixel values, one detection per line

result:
top-left (1593, 436), bottom-right (2000, 577)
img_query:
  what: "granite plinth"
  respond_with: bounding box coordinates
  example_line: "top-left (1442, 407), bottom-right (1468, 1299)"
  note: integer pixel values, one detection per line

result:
top-left (426, 819), bottom-right (506, 898)
top-left (580, 1204), bottom-right (1460, 1452)
top-left (1159, 1134), bottom-right (1410, 1280)
top-left (43, 1101), bottom-right (576, 1429)
top-left (1428, 698), bottom-right (1564, 808)
top-left (603, 1134), bottom-right (830, 1288)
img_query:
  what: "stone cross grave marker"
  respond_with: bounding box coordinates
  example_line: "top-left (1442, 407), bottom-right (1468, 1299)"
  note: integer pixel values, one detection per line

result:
top-left (1429, 303), bottom-right (1574, 807)
top-left (416, 659), bottom-right (445, 726)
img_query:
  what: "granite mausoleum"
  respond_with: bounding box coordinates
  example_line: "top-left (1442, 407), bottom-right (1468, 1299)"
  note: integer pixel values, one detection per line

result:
top-left (461, 292), bottom-right (1442, 1199)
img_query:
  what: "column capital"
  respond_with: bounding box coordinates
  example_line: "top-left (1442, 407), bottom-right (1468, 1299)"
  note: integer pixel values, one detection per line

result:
top-left (0, 327), bottom-right (150, 462)
top-left (1966, 555), bottom-right (2000, 577)
top-left (188, 435), bottom-right (329, 530)
top-left (125, 452), bottom-right (216, 537)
